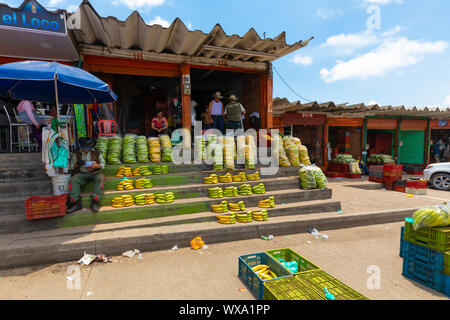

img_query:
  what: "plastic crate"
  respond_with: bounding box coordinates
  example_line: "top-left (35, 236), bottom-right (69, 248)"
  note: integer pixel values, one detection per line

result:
top-left (369, 171), bottom-right (383, 178)
top-left (383, 175), bottom-right (402, 182)
top-left (369, 165), bottom-right (384, 173)
top-left (394, 185), bottom-right (406, 193)
top-left (295, 270), bottom-right (369, 300)
top-left (405, 187), bottom-right (427, 195)
top-left (404, 223), bottom-right (450, 252)
top-left (444, 276), bottom-right (450, 297)
top-left (238, 252), bottom-right (292, 300)
top-left (400, 226), bottom-right (405, 258)
top-left (384, 181), bottom-right (394, 190)
top-left (403, 241), bottom-right (449, 275)
top-left (345, 173), bottom-right (362, 179)
top-left (25, 194), bottom-right (67, 220)
top-left (266, 248), bottom-right (320, 275)
top-left (402, 255), bottom-right (448, 292)
top-left (384, 164), bottom-right (403, 172)
top-left (369, 176), bottom-right (383, 183)
top-left (263, 276), bottom-right (325, 300)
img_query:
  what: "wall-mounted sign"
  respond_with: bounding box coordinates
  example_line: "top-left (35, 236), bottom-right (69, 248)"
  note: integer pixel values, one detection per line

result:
top-left (438, 120), bottom-right (448, 127)
top-left (0, 0), bottom-right (66, 34)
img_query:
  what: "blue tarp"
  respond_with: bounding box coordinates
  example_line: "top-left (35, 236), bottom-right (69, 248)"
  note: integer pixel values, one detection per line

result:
top-left (0, 60), bottom-right (117, 104)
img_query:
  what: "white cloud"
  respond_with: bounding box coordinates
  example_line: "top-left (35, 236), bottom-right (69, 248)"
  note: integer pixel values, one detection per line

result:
top-left (317, 8), bottom-right (343, 20)
top-left (148, 16), bottom-right (170, 28)
top-left (368, 100), bottom-right (378, 105)
top-left (48, 0), bottom-right (64, 7)
top-left (187, 22), bottom-right (193, 30)
top-left (114, 0), bottom-right (165, 9)
top-left (382, 26), bottom-right (404, 37)
top-left (320, 37), bottom-right (448, 83)
top-left (444, 96), bottom-right (450, 106)
top-left (290, 54), bottom-right (313, 66)
top-left (66, 4), bottom-right (78, 12)
top-left (324, 30), bottom-right (379, 49)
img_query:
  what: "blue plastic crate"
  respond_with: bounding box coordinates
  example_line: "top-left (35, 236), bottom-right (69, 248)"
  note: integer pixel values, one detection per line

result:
top-left (400, 226), bottom-right (405, 258)
top-left (402, 255), bottom-right (446, 292)
top-left (238, 252), bottom-right (292, 300)
top-left (403, 241), bottom-right (449, 275)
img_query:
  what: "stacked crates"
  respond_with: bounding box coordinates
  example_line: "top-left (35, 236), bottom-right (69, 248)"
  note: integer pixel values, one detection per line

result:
top-left (368, 165), bottom-right (383, 183)
top-left (383, 165), bottom-right (403, 190)
top-left (238, 248), bottom-right (369, 300)
top-left (400, 223), bottom-right (450, 296)
top-left (405, 180), bottom-right (428, 195)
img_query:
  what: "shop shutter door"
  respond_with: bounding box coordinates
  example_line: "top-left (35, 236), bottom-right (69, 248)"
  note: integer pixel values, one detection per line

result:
top-left (399, 130), bottom-right (425, 164)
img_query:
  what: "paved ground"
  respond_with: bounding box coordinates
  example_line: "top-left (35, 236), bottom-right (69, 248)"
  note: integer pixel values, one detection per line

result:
top-left (0, 222), bottom-right (448, 300)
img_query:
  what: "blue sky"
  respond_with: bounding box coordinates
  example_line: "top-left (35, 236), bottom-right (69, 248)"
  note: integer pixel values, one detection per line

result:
top-left (4, 0), bottom-right (450, 108)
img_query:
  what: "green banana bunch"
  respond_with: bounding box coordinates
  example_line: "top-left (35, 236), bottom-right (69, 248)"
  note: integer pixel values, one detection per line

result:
top-left (236, 211), bottom-right (253, 223)
top-left (224, 186), bottom-right (238, 197)
top-left (209, 187), bottom-right (224, 198)
top-left (238, 184), bottom-right (253, 196)
top-left (211, 201), bottom-right (228, 213)
top-left (252, 210), bottom-right (269, 221)
top-left (216, 212), bottom-right (236, 224)
top-left (134, 194), bottom-right (147, 206)
top-left (252, 183), bottom-right (266, 194)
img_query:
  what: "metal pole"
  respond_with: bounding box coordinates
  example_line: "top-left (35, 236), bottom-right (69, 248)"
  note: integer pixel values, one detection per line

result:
top-left (54, 76), bottom-right (60, 120)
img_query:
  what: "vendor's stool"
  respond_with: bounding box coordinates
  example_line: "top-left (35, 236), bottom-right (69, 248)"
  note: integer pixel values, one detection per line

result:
top-left (3, 105), bottom-right (35, 152)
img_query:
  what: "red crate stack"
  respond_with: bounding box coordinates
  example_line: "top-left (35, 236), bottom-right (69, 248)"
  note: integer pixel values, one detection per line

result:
top-left (383, 165), bottom-right (403, 190)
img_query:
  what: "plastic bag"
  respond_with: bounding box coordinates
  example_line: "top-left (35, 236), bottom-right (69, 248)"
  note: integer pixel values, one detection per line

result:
top-left (298, 145), bottom-right (311, 166)
top-left (312, 166), bottom-right (328, 189)
top-left (160, 135), bottom-right (173, 162)
top-left (223, 136), bottom-right (235, 170)
top-left (299, 166), bottom-right (317, 190)
top-left (411, 204), bottom-right (450, 230)
top-left (245, 135), bottom-right (257, 169)
top-left (107, 136), bottom-right (122, 164)
top-left (136, 136), bottom-right (149, 163)
top-left (283, 136), bottom-right (300, 167)
top-left (148, 137), bottom-right (161, 163)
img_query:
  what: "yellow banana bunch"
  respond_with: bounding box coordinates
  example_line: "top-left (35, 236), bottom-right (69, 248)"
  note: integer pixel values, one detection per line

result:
top-left (219, 173), bottom-right (233, 183)
top-left (211, 201), bottom-right (228, 213)
top-left (116, 179), bottom-right (134, 191)
top-left (116, 166), bottom-right (133, 178)
top-left (203, 174), bottom-right (219, 184)
top-left (209, 187), bottom-right (224, 198)
top-left (148, 138), bottom-right (162, 163)
top-left (133, 167), bottom-right (142, 176)
top-left (252, 210), bottom-right (269, 221)
top-left (228, 201), bottom-right (245, 212)
top-left (144, 193), bottom-right (155, 205)
top-left (258, 196), bottom-right (275, 208)
top-left (236, 211), bottom-right (252, 223)
top-left (252, 183), bottom-right (266, 194)
top-left (216, 212), bottom-right (236, 224)
top-left (135, 178), bottom-right (153, 189)
top-left (112, 194), bottom-right (134, 208)
top-left (252, 265), bottom-right (277, 280)
top-left (247, 171), bottom-right (260, 181)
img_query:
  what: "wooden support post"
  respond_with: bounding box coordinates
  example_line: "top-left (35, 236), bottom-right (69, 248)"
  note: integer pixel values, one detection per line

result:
top-left (180, 64), bottom-right (191, 129)
top-left (260, 64), bottom-right (273, 130)
top-left (362, 118), bottom-right (368, 163)
top-left (324, 118), bottom-right (329, 170)
top-left (396, 119), bottom-right (402, 164)
top-left (425, 119), bottom-right (431, 164)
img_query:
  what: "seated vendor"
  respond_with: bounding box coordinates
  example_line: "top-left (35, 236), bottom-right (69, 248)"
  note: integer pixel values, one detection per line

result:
top-left (67, 138), bottom-right (106, 213)
top-left (150, 111), bottom-right (169, 137)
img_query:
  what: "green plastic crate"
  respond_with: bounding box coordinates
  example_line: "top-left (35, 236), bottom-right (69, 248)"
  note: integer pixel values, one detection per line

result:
top-left (263, 276), bottom-right (325, 300)
top-left (295, 270), bottom-right (369, 300)
top-left (266, 248), bottom-right (320, 275)
top-left (404, 223), bottom-right (450, 252)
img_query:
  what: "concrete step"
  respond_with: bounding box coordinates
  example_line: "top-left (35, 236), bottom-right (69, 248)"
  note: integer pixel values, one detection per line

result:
top-left (0, 153), bottom-right (42, 169)
top-left (0, 199), bottom-right (342, 235)
top-left (0, 181), bottom-right (52, 198)
top-left (0, 168), bottom-right (51, 183)
top-left (0, 196), bottom-right (27, 216)
top-left (0, 206), bottom-right (416, 269)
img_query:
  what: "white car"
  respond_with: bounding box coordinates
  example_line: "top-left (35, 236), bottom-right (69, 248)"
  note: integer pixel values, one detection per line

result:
top-left (424, 162), bottom-right (450, 191)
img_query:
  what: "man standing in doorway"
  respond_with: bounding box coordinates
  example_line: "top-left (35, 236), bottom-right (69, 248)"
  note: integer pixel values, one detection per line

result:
top-left (209, 92), bottom-right (225, 134)
top-left (224, 95), bottom-right (246, 130)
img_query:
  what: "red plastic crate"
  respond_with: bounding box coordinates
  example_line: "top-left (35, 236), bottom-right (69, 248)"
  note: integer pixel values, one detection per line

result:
top-left (383, 171), bottom-right (403, 178)
top-left (345, 173), bottom-right (362, 179)
top-left (369, 176), bottom-right (383, 183)
top-left (406, 181), bottom-right (419, 188)
top-left (383, 176), bottom-right (401, 183)
top-left (25, 194), bottom-right (67, 220)
top-left (384, 181), bottom-right (394, 190)
top-left (417, 181), bottom-right (428, 189)
top-left (394, 185), bottom-right (406, 193)
top-left (384, 164), bottom-right (403, 172)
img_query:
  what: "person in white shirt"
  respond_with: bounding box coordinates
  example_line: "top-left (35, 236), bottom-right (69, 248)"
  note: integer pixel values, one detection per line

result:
top-left (208, 92), bottom-right (225, 134)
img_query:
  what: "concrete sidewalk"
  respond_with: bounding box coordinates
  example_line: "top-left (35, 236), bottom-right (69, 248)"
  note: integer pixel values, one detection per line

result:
top-left (0, 222), bottom-right (448, 300)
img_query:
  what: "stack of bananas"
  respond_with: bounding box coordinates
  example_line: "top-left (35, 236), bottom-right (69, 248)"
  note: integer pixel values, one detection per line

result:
top-left (219, 173), bottom-right (233, 183)
top-left (134, 194), bottom-right (146, 206)
top-left (245, 135), bottom-right (257, 169)
top-left (238, 184), bottom-right (253, 196)
top-left (252, 265), bottom-right (277, 280)
top-left (203, 174), bottom-right (219, 184)
top-left (134, 166), bottom-right (152, 176)
top-left (252, 183), bottom-right (266, 194)
top-left (107, 136), bottom-right (122, 165)
top-left (216, 213), bottom-right (236, 224)
top-left (232, 172), bottom-right (247, 182)
top-left (116, 179), bottom-right (134, 191)
top-left (144, 193), bottom-right (156, 205)
top-left (236, 212), bottom-right (253, 223)
top-left (211, 201), bottom-right (228, 213)
top-left (153, 165), bottom-right (169, 175)
top-left (155, 192), bottom-right (175, 204)
top-left (208, 187), bottom-right (224, 198)
top-left (111, 195), bottom-right (134, 208)
top-left (224, 186), bottom-right (238, 197)
top-left (252, 210), bottom-right (269, 221)
top-left (136, 136), bottom-right (149, 163)
top-left (223, 136), bottom-right (235, 170)
top-left (164, 192), bottom-right (175, 203)
top-left (246, 171), bottom-right (260, 181)
top-left (135, 178), bottom-right (153, 189)
top-left (133, 167), bottom-right (142, 176)
top-left (116, 166), bottom-right (133, 178)
top-left (148, 137), bottom-right (162, 163)
top-left (122, 135), bottom-right (137, 164)
top-left (228, 201), bottom-right (245, 212)
top-left (160, 135), bottom-right (173, 162)
top-left (258, 197), bottom-right (275, 208)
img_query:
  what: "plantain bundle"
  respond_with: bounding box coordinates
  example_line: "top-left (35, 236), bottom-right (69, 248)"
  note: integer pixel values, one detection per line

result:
top-left (252, 210), bottom-right (269, 222)
top-left (216, 212), bottom-right (236, 224)
top-left (107, 136), bottom-right (122, 165)
top-left (223, 186), bottom-right (238, 197)
top-left (134, 166), bottom-right (152, 176)
top-left (272, 134), bottom-right (291, 167)
top-left (238, 184), bottom-right (253, 196)
top-left (223, 136), bottom-right (235, 170)
top-left (116, 178), bottom-right (134, 191)
top-left (245, 135), bottom-right (257, 169)
top-left (148, 137), bottom-right (162, 163)
top-left (96, 137), bottom-right (109, 158)
top-left (236, 136), bottom-right (246, 165)
top-left (134, 194), bottom-right (147, 206)
top-left (203, 174), bottom-right (219, 184)
top-left (208, 187), bottom-right (224, 198)
top-left (211, 201), bottom-right (229, 213)
top-left (152, 165), bottom-right (169, 175)
top-left (219, 173), bottom-right (233, 183)
top-left (160, 135), bottom-right (173, 162)
top-left (228, 201), bottom-right (245, 212)
top-left (194, 136), bottom-right (205, 161)
top-left (232, 172), bottom-right (248, 182)
top-left (246, 171), bottom-right (260, 181)
top-left (122, 134), bottom-right (137, 164)
top-left (252, 183), bottom-right (266, 194)
top-left (134, 178), bottom-right (153, 189)
top-left (144, 193), bottom-right (156, 205)
top-left (236, 211), bottom-right (253, 223)
top-left (258, 196), bottom-right (275, 208)
top-left (212, 142), bottom-right (224, 171)
top-left (136, 136), bottom-right (149, 163)
top-left (283, 136), bottom-right (301, 167)
top-left (116, 166), bottom-right (132, 178)
top-left (111, 194), bottom-right (134, 208)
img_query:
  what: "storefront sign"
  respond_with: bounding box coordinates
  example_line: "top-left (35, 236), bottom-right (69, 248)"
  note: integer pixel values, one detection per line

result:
top-left (0, 0), bottom-right (66, 34)
top-left (439, 120), bottom-right (448, 127)
top-left (74, 104), bottom-right (87, 138)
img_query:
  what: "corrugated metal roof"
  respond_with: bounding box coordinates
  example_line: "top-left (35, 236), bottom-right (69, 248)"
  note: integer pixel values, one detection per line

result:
top-left (273, 97), bottom-right (450, 119)
top-left (68, 1), bottom-right (312, 63)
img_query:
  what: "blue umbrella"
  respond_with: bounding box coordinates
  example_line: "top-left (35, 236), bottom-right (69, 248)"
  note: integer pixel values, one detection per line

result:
top-left (0, 61), bottom-right (117, 115)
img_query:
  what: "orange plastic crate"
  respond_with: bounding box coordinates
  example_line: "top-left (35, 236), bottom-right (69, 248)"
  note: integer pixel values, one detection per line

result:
top-left (25, 194), bottom-right (68, 220)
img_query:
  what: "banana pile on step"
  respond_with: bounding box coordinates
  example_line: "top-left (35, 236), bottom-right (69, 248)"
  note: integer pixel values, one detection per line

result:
top-left (116, 179), bottom-right (134, 191)
top-left (152, 165), bottom-right (169, 175)
top-left (134, 194), bottom-right (147, 206)
top-left (155, 192), bottom-right (175, 204)
top-left (122, 135), bottom-right (137, 164)
top-left (112, 195), bottom-right (134, 208)
top-left (133, 166), bottom-right (152, 176)
top-left (137, 136), bottom-right (149, 163)
top-left (258, 197), bottom-right (275, 208)
top-left (252, 210), bottom-right (269, 221)
top-left (216, 213), bottom-right (236, 224)
top-left (209, 187), bottom-right (224, 198)
top-left (232, 172), bottom-right (247, 182)
top-left (107, 136), bottom-right (122, 165)
top-left (135, 178), bottom-right (153, 189)
top-left (219, 173), bottom-right (233, 183)
top-left (228, 201), bottom-right (245, 212)
top-left (203, 174), bottom-right (219, 184)
top-left (236, 212), bottom-right (253, 223)
top-left (252, 265), bottom-right (277, 280)
top-left (148, 137), bottom-right (162, 163)
top-left (116, 166), bottom-right (133, 178)
top-left (211, 201), bottom-right (228, 213)
top-left (246, 171), bottom-right (260, 181)
top-left (238, 184), bottom-right (253, 196)
top-left (224, 186), bottom-right (238, 197)
top-left (144, 193), bottom-right (156, 205)
top-left (252, 183), bottom-right (266, 194)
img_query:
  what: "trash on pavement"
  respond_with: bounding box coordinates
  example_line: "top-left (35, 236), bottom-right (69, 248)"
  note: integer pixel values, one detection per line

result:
top-left (78, 253), bottom-right (97, 266)
top-left (171, 245), bottom-right (178, 251)
top-left (261, 235), bottom-right (274, 240)
top-left (122, 249), bottom-right (142, 259)
top-left (202, 244), bottom-right (209, 250)
top-left (309, 228), bottom-right (329, 240)
top-left (86, 292), bottom-right (94, 296)
top-left (239, 288), bottom-right (246, 292)
top-left (337, 210), bottom-right (343, 214)
top-left (190, 236), bottom-right (205, 250)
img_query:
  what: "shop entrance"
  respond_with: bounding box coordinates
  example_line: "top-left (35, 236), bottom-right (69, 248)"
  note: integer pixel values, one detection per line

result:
top-left (367, 129), bottom-right (395, 157)
top-left (190, 68), bottom-right (261, 130)
top-left (430, 128), bottom-right (450, 162)
top-left (293, 125), bottom-right (324, 166)
top-left (328, 126), bottom-right (362, 160)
